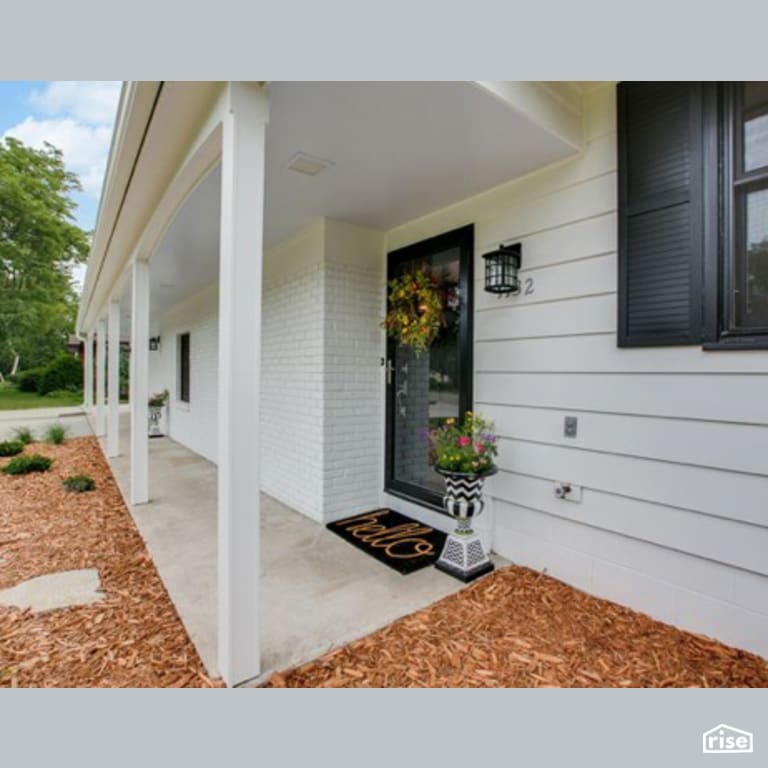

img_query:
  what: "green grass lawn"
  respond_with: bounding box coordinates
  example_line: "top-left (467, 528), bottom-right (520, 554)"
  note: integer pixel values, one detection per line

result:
top-left (0, 382), bottom-right (83, 411)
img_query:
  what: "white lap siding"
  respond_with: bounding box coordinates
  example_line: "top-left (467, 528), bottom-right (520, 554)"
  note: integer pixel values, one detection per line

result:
top-left (387, 83), bottom-right (768, 658)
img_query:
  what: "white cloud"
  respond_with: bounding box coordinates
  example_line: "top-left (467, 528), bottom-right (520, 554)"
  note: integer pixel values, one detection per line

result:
top-left (4, 117), bottom-right (113, 196)
top-left (2, 81), bottom-right (121, 203)
top-left (29, 81), bottom-right (121, 125)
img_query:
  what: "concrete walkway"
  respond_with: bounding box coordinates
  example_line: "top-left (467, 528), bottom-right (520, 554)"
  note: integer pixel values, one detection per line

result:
top-left (0, 405), bottom-right (93, 442)
top-left (101, 412), bottom-right (480, 683)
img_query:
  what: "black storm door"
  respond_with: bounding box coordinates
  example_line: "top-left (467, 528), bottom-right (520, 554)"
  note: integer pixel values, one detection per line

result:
top-left (385, 225), bottom-right (474, 511)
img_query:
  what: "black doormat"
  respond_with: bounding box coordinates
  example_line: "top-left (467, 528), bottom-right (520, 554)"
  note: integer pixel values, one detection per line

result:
top-left (326, 509), bottom-right (447, 575)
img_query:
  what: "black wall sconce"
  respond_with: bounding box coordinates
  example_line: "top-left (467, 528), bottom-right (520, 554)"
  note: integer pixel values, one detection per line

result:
top-left (149, 336), bottom-right (161, 351)
top-left (483, 243), bottom-right (522, 296)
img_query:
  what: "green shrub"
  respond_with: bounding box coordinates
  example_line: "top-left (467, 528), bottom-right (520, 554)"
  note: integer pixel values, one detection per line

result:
top-left (45, 423), bottom-right (68, 445)
top-left (12, 426), bottom-right (35, 445)
top-left (42, 388), bottom-right (83, 403)
top-left (0, 441), bottom-right (23, 457)
top-left (2, 454), bottom-right (53, 475)
top-left (63, 474), bottom-right (95, 493)
top-left (16, 367), bottom-right (46, 393)
top-left (38, 354), bottom-right (83, 396)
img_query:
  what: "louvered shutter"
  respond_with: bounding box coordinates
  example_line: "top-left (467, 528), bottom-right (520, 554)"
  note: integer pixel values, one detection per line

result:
top-left (617, 83), bottom-right (705, 346)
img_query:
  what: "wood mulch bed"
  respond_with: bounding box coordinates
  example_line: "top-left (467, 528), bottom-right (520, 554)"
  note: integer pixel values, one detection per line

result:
top-left (0, 436), bottom-right (222, 687)
top-left (267, 566), bottom-right (768, 688)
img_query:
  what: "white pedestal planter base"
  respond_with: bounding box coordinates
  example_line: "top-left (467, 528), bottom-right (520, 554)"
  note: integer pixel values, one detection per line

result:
top-left (436, 532), bottom-right (494, 582)
top-left (148, 405), bottom-right (166, 438)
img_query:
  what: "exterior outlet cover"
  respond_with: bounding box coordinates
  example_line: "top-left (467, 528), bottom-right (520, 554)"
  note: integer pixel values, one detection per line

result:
top-left (564, 416), bottom-right (578, 438)
top-left (554, 482), bottom-right (582, 503)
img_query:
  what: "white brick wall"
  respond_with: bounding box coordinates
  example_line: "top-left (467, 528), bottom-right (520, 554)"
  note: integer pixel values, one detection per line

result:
top-left (261, 240), bottom-right (325, 520)
top-left (322, 221), bottom-right (385, 519)
top-left (261, 218), bottom-right (385, 522)
top-left (149, 219), bottom-right (385, 524)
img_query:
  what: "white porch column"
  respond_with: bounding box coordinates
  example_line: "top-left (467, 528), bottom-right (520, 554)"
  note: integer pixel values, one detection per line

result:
top-left (217, 82), bottom-right (268, 686)
top-left (107, 300), bottom-right (121, 457)
top-left (130, 258), bottom-right (150, 505)
top-left (83, 331), bottom-right (94, 408)
top-left (95, 318), bottom-right (106, 436)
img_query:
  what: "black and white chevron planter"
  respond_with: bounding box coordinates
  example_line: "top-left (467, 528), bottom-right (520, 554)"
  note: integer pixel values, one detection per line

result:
top-left (435, 468), bottom-right (496, 582)
top-left (442, 473), bottom-right (486, 530)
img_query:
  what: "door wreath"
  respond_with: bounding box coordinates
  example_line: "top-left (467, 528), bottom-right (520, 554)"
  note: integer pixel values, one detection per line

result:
top-left (382, 268), bottom-right (443, 352)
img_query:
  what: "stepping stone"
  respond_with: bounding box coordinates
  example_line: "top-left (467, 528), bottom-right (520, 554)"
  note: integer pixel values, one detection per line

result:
top-left (0, 569), bottom-right (104, 613)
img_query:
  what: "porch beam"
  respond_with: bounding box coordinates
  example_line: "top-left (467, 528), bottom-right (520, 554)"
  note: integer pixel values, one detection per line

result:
top-left (217, 82), bottom-right (268, 686)
top-left (475, 81), bottom-right (584, 150)
top-left (83, 331), bottom-right (94, 409)
top-left (130, 258), bottom-right (150, 505)
top-left (95, 317), bottom-right (107, 437)
top-left (107, 300), bottom-right (121, 457)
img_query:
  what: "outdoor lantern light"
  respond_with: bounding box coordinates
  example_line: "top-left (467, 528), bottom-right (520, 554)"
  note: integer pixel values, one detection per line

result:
top-left (149, 336), bottom-right (161, 351)
top-left (483, 243), bottom-right (522, 296)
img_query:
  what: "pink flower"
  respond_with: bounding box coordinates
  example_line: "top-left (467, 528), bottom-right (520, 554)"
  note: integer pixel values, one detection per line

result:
top-left (476, 443), bottom-right (485, 452)
top-left (458, 436), bottom-right (471, 447)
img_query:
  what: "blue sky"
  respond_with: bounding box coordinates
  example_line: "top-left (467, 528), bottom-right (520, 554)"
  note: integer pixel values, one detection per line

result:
top-left (0, 81), bottom-right (121, 232)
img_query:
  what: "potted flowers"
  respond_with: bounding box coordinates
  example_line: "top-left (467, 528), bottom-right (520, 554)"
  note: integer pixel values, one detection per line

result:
top-left (148, 389), bottom-right (169, 438)
top-left (425, 411), bottom-right (498, 581)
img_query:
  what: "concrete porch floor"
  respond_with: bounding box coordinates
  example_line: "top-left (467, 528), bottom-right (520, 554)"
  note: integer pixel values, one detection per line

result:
top-left (101, 411), bottom-right (486, 683)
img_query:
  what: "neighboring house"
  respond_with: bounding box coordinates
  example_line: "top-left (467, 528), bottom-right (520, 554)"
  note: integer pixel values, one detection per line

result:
top-left (77, 81), bottom-right (768, 686)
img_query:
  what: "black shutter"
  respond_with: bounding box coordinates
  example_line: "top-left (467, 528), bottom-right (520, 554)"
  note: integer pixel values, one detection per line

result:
top-left (617, 83), bottom-right (706, 346)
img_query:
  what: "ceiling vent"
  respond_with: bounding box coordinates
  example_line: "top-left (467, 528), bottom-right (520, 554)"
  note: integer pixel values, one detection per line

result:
top-left (287, 151), bottom-right (333, 176)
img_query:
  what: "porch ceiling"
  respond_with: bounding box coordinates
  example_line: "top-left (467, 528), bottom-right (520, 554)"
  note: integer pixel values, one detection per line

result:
top-left (119, 81), bottom-right (582, 328)
top-left (263, 81), bottom-right (578, 247)
top-left (119, 165), bottom-right (222, 329)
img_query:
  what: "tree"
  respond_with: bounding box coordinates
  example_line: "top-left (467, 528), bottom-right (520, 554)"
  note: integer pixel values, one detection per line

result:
top-left (0, 137), bottom-right (90, 374)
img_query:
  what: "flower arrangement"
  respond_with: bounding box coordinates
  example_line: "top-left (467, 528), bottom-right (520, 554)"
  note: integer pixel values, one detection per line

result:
top-left (382, 268), bottom-right (443, 352)
top-left (424, 411), bottom-right (499, 476)
top-left (148, 389), bottom-right (169, 408)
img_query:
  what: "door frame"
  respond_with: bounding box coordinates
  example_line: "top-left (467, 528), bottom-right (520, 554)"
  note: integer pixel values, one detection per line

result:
top-left (384, 224), bottom-right (475, 512)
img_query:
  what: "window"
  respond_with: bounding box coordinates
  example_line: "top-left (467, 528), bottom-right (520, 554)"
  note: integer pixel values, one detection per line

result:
top-left (723, 83), bottom-right (768, 339)
top-left (617, 82), bottom-right (768, 349)
top-left (178, 332), bottom-right (190, 403)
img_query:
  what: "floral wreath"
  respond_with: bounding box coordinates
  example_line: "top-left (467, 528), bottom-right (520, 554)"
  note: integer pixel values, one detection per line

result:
top-left (382, 268), bottom-right (443, 352)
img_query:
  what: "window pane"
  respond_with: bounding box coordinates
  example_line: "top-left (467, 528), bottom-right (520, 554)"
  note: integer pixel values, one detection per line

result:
top-left (179, 333), bottom-right (190, 402)
top-left (735, 186), bottom-right (768, 329)
top-left (743, 83), bottom-right (768, 173)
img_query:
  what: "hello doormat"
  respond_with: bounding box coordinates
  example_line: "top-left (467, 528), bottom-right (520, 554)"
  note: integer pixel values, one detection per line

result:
top-left (326, 509), bottom-right (446, 575)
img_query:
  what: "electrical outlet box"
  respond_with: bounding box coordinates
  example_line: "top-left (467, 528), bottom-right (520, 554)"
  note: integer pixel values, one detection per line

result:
top-left (553, 481), bottom-right (582, 503)
top-left (564, 416), bottom-right (578, 438)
